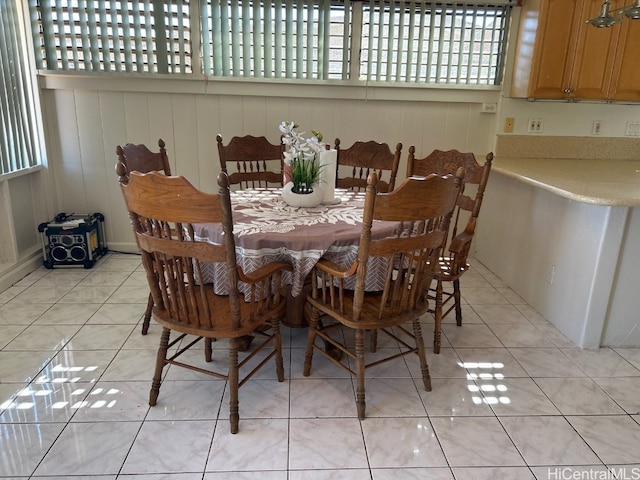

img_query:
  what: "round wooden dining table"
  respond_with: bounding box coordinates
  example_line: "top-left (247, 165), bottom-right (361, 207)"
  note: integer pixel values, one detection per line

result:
top-left (193, 187), bottom-right (400, 327)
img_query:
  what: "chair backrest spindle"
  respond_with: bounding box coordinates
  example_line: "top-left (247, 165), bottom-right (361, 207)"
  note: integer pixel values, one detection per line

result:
top-left (116, 138), bottom-right (172, 176)
top-left (334, 138), bottom-right (402, 193)
top-left (217, 134), bottom-right (285, 189)
top-left (312, 168), bottom-right (464, 324)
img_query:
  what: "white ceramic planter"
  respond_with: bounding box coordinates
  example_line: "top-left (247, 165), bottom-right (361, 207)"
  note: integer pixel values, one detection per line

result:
top-left (281, 182), bottom-right (323, 208)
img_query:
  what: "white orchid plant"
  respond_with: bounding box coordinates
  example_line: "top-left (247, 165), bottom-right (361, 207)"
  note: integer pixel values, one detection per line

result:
top-left (279, 121), bottom-right (325, 194)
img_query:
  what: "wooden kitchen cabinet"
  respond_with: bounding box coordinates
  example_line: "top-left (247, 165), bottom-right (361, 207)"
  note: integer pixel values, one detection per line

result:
top-left (609, 17), bottom-right (640, 101)
top-left (511, 0), bottom-right (639, 101)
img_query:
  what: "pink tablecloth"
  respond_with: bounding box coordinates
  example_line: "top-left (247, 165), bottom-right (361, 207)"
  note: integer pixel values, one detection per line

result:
top-left (193, 188), bottom-right (399, 296)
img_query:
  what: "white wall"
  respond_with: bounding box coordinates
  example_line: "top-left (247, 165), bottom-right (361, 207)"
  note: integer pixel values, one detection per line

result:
top-left (499, 97), bottom-right (640, 137)
top-left (496, 4), bottom-right (640, 138)
top-left (603, 206), bottom-right (640, 346)
top-left (0, 168), bottom-right (55, 292)
top-left (38, 78), bottom-right (502, 252)
top-left (475, 170), bottom-right (640, 348)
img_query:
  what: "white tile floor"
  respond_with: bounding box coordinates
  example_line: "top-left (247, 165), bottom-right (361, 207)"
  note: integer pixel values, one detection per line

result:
top-left (1, 253), bottom-right (640, 479)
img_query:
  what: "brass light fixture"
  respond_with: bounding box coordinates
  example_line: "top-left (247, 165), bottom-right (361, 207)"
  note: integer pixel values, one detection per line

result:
top-left (587, 0), bottom-right (640, 27)
top-left (624, 0), bottom-right (640, 18)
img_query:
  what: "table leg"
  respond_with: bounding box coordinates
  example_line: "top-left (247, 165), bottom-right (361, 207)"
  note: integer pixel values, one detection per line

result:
top-left (282, 281), bottom-right (312, 328)
top-left (282, 279), bottom-right (342, 360)
top-left (237, 335), bottom-right (254, 351)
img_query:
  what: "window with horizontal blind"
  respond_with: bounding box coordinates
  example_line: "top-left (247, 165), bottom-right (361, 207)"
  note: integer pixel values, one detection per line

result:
top-left (360, 2), bottom-right (512, 85)
top-left (201, 0), bottom-right (348, 80)
top-left (29, 0), bottom-right (514, 86)
top-left (29, 0), bottom-right (192, 73)
top-left (1, 0), bottom-right (41, 175)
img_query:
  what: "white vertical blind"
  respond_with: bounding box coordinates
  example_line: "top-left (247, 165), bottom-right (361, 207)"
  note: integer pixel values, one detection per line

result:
top-left (28, 0), bottom-right (512, 85)
top-left (29, 0), bottom-right (192, 73)
top-left (360, 1), bottom-right (511, 85)
top-left (343, 0), bottom-right (356, 82)
top-left (201, 0), bottom-right (340, 79)
top-left (0, 0), bottom-right (40, 175)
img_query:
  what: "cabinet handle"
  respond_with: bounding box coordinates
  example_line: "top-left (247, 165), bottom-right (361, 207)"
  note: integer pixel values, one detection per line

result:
top-left (563, 88), bottom-right (573, 94)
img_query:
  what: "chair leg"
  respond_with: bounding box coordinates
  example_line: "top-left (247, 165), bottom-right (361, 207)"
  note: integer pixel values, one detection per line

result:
top-left (141, 292), bottom-right (153, 335)
top-left (228, 338), bottom-right (240, 434)
top-left (453, 279), bottom-right (463, 326)
top-left (303, 307), bottom-right (320, 377)
top-left (272, 318), bottom-right (285, 382)
top-left (205, 338), bottom-right (213, 363)
top-left (149, 327), bottom-right (170, 406)
top-left (433, 280), bottom-right (444, 354)
top-left (412, 318), bottom-right (432, 391)
top-left (355, 329), bottom-right (366, 419)
top-left (369, 330), bottom-right (378, 353)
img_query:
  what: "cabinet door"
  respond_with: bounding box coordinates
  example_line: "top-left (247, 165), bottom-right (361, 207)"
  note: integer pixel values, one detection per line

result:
top-left (525, 0), bottom-right (583, 99)
top-left (511, 0), bottom-right (623, 100)
top-left (608, 15), bottom-right (640, 101)
top-left (569, 0), bottom-right (619, 99)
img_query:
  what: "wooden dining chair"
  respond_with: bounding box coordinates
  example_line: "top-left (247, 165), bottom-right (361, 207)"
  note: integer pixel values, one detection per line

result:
top-left (116, 165), bottom-right (292, 434)
top-left (407, 147), bottom-right (494, 353)
top-left (116, 139), bottom-right (172, 335)
top-left (334, 138), bottom-right (402, 193)
top-left (303, 169), bottom-right (464, 419)
top-left (116, 138), bottom-right (172, 176)
top-left (217, 134), bottom-right (285, 189)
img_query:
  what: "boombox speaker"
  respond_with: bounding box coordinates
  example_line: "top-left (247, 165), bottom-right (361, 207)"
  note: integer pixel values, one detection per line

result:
top-left (38, 212), bottom-right (107, 269)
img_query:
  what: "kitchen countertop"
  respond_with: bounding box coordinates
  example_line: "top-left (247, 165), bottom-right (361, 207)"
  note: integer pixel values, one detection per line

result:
top-left (493, 157), bottom-right (640, 207)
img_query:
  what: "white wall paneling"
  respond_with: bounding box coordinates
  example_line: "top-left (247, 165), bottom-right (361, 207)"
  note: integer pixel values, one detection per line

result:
top-left (76, 90), bottom-right (109, 217)
top-left (194, 95), bottom-right (222, 194)
top-left (36, 77), bottom-right (502, 251)
top-left (0, 169), bottom-right (50, 293)
top-left (0, 181), bottom-right (17, 265)
top-left (50, 90), bottom-right (86, 214)
top-left (171, 94), bottom-right (200, 184)
top-left (98, 91), bottom-right (128, 246)
top-left (26, 74), bottom-right (640, 262)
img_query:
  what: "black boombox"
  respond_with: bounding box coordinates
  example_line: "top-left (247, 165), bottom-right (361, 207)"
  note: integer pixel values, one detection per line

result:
top-left (38, 212), bottom-right (107, 268)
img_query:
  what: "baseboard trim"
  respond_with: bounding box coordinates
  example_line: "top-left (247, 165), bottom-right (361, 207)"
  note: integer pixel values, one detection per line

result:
top-left (0, 251), bottom-right (44, 294)
top-left (105, 243), bottom-right (139, 255)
